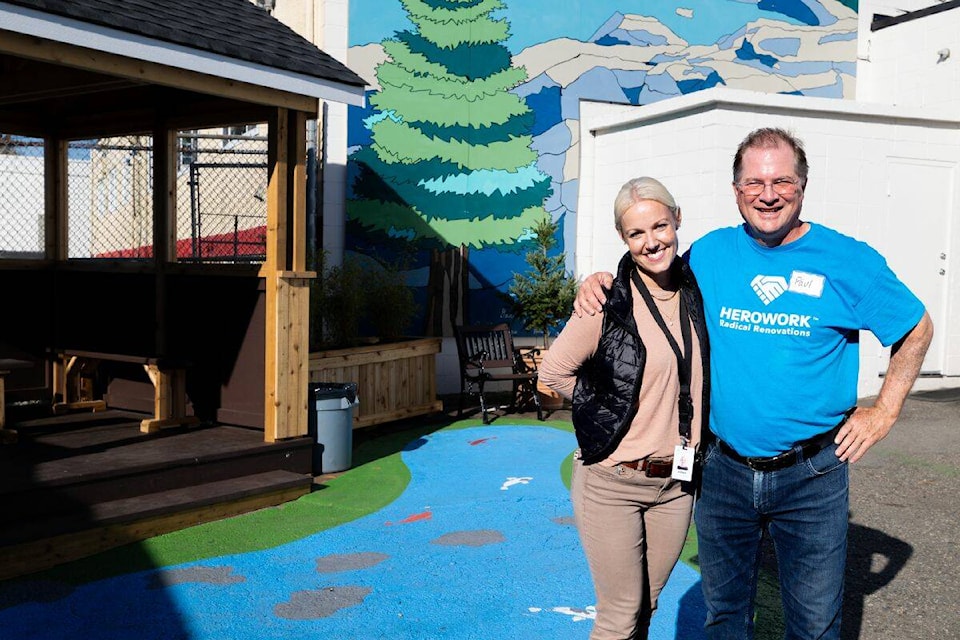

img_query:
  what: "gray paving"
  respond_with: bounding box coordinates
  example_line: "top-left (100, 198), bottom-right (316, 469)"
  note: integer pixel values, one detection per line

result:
top-left (843, 388), bottom-right (960, 639)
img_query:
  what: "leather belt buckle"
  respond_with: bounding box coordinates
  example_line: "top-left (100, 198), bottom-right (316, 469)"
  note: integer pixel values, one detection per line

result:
top-left (719, 440), bottom-right (798, 472)
top-left (643, 457), bottom-right (674, 478)
top-left (720, 439), bottom-right (827, 472)
top-left (744, 450), bottom-right (795, 472)
top-left (619, 457), bottom-right (674, 477)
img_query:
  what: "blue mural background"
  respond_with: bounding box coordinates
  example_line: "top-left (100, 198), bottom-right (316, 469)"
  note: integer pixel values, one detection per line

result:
top-left (345, 0), bottom-right (859, 335)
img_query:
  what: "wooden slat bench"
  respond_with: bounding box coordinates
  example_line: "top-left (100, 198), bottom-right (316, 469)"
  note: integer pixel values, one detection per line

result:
top-left (51, 350), bottom-right (199, 433)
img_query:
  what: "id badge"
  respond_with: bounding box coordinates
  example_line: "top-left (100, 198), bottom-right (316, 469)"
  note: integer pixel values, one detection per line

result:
top-left (672, 444), bottom-right (694, 482)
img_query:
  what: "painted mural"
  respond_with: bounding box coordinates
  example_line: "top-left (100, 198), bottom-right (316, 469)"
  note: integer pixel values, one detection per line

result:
top-left (346, 0), bottom-right (859, 335)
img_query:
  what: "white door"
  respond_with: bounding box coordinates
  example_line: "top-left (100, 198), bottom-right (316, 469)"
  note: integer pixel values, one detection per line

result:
top-left (881, 158), bottom-right (952, 374)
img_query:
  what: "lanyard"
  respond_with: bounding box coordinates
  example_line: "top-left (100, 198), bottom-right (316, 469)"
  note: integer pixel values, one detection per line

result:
top-left (630, 268), bottom-right (694, 442)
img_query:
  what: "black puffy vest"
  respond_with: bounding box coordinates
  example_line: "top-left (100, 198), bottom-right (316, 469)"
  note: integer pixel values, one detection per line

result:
top-left (572, 252), bottom-right (710, 464)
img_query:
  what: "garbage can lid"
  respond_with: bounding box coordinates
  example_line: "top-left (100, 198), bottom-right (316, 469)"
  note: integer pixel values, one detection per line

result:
top-left (311, 382), bottom-right (358, 404)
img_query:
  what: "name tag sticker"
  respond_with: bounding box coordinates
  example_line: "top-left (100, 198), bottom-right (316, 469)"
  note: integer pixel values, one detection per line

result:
top-left (789, 271), bottom-right (825, 298)
top-left (672, 445), bottom-right (694, 482)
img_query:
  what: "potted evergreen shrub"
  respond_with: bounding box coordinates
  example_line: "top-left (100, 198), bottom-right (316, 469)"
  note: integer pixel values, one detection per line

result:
top-left (508, 216), bottom-right (578, 407)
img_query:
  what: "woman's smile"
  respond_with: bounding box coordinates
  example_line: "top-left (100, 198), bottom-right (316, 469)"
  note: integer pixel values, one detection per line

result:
top-left (619, 199), bottom-right (681, 288)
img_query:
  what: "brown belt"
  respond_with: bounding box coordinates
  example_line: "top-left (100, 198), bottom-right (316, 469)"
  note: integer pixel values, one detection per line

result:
top-left (619, 456), bottom-right (673, 478)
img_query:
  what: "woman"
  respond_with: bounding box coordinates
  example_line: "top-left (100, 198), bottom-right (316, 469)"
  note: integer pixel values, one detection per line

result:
top-left (539, 176), bottom-right (709, 640)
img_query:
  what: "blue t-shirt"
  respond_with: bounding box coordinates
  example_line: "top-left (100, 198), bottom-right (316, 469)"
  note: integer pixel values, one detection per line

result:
top-left (688, 223), bottom-right (925, 457)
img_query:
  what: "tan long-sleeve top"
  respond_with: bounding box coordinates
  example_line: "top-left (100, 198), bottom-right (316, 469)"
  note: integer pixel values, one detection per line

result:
top-left (539, 281), bottom-right (704, 467)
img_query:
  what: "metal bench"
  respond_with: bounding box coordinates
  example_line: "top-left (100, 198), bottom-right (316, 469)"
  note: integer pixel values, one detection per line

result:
top-left (453, 323), bottom-right (543, 424)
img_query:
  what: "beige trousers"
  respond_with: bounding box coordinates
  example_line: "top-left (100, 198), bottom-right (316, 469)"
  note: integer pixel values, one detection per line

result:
top-left (571, 457), bottom-right (693, 640)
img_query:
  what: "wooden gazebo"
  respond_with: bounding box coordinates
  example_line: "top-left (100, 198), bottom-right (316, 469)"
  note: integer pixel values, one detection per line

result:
top-left (0, 0), bottom-right (365, 439)
top-left (0, 0), bottom-right (366, 576)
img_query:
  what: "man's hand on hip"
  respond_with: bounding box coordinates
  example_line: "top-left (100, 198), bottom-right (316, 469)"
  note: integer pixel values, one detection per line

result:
top-left (835, 312), bottom-right (934, 463)
top-left (833, 407), bottom-right (895, 463)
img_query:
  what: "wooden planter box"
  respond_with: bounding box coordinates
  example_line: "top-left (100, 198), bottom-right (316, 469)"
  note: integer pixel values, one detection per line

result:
top-left (308, 337), bottom-right (443, 429)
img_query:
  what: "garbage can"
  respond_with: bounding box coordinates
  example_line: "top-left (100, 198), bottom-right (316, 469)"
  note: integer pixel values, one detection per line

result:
top-left (307, 382), bottom-right (359, 475)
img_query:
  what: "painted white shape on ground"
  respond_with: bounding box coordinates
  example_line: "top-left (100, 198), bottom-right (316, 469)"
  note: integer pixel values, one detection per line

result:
top-left (551, 605), bottom-right (597, 622)
top-left (501, 476), bottom-right (533, 490)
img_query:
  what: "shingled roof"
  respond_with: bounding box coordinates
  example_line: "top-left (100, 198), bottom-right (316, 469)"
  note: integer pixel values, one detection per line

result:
top-left (2, 0), bottom-right (367, 92)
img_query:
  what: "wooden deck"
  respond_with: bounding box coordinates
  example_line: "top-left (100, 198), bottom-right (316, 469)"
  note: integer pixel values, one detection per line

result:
top-left (0, 407), bottom-right (313, 580)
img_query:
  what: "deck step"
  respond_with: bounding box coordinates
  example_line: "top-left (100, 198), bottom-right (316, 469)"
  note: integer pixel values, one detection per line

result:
top-left (0, 420), bottom-right (313, 512)
top-left (90, 469), bottom-right (311, 526)
top-left (0, 470), bottom-right (313, 580)
top-left (0, 413), bottom-right (319, 580)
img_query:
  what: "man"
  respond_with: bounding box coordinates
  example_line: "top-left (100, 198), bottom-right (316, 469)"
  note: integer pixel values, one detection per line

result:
top-left (574, 127), bottom-right (933, 639)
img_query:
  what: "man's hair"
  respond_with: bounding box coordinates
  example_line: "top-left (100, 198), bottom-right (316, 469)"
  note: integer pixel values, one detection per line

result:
top-left (613, 176), bottom-right (679, 233)
top-left (732, 127), bottom-right (809, 186)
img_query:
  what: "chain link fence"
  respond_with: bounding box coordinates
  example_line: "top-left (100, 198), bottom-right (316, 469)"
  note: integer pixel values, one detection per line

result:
top-left (1, 128), bottom-right (269, 263)
top-left (0, 134), bottom-right (47, 259)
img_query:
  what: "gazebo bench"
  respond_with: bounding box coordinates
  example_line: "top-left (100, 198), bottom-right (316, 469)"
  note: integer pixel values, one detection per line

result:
top-left (50, 349), bottom-right (199, 433)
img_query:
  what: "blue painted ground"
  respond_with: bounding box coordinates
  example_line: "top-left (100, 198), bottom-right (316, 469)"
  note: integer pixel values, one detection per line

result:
top-left (0, 425), bottom-right (707, 639)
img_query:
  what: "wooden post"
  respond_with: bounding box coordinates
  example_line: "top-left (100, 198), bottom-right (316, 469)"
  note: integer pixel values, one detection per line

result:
top-left (44, 136), bottom-right (68, 260)
top-left (272, 272), bottom-right (313, 440)
top-left (260, 109), bottom-right (314, 442)
top-left (262, 107), bottom-right (286, 442)
top-left (288, 110), bottom-right (308, 273)
top-left (153, 124), bottom-right (177, 357)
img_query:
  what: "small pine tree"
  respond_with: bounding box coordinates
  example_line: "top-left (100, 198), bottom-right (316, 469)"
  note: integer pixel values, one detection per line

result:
top-left (508, 217), bottom-right (577, 348)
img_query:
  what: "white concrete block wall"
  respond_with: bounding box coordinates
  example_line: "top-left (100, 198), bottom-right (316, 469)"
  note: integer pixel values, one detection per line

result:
top-left (856, 0), bottom-right (934, 63)
top-left (318, 0), bottom-right (352, 267)
top-left (858, 3), bottom-right (960, 111)
top-left (321, 101), bottom-right (349, 266)
top-left (573, 102), bottom-right (599, 278)
top-left (946, 222), bottom-right (960, 375)
top-left (578, 87), bottom-right (960, 398)
top-left (319, 0), bottom-right (350, 62)
top-left (578, 106), bottom-right (732, 278)
top-left (941, 128), bottom-right (960, 379)
top-left (857, 0), bottom-right (960, 382)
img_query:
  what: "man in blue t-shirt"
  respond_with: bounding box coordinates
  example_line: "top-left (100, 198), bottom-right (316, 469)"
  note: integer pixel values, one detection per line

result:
top-left (574, 128), bottom-right (933, 639)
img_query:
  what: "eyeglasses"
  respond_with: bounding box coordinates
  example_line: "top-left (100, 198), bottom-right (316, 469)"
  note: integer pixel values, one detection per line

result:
top-left (736, 178), bottom-right (801, 198)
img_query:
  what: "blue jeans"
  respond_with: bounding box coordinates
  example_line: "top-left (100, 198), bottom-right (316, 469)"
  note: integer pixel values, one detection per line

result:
top-left (694, 440), bottom-right (849, 639)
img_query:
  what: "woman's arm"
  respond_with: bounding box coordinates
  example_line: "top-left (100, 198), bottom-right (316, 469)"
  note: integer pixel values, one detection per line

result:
top-left (538, 310), bottom-right (603, 400)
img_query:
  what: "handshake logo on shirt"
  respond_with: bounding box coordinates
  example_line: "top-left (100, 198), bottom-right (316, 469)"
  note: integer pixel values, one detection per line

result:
top-left (751, 275), bottom-right (789, 305)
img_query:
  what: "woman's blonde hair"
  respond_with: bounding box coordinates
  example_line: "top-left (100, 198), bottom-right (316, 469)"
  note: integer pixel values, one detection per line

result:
top-left (613, 176), bottom-right (679, 233)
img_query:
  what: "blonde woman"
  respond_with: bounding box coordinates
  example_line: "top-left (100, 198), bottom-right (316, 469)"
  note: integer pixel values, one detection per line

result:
top-left (539, 177), bottom-right (709, 639)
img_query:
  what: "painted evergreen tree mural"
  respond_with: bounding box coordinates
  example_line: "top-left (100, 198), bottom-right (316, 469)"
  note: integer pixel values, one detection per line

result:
top-left (349, 0), bottom-right (552, 249)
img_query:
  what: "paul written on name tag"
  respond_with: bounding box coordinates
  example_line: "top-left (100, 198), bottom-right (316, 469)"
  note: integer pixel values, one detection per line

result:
top-left (789, 270), bottom-right (825, 297)
top-left (672, 444), bottom-right (694, 481)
